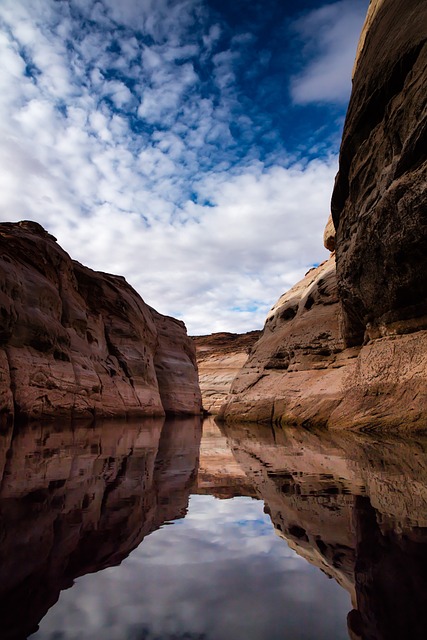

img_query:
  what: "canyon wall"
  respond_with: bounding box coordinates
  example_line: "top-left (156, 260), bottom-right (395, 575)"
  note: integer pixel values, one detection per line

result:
top-left (0, 221), bottom-right (202, 421)
top-left (193, 331), bottom-right (260, 414)
top-left (221, 0), bottom-right (427, 430)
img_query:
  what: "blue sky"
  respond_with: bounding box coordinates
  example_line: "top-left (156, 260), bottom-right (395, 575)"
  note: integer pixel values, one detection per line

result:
top-left (0, 0), bottom-right (369, 334)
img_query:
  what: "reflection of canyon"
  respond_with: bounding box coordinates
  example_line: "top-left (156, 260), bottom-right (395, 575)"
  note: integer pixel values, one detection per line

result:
top-left (196, 417), bottom-right (256, 498)
top-left (1, 418), bottom-right (427, 640)
top-left (220, 421), bottom-right (427, 640)
top-left (0, 416), bottom-right (202, 639)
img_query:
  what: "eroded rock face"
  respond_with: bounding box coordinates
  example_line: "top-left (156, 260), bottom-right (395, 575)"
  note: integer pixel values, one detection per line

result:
top-left (220, 257), bottom-right (353, 426)
top-left (193, 331), bottom-right (260, 414)
top-left (0, 221), bottom-right (201, 420)
top-left (331, 0), bottom-right (427, 346)
top-left (220, 255), bottom-right (427, 429)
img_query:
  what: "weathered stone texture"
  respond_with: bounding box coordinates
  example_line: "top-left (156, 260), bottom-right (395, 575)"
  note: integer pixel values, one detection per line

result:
top-left (331, 0), bottom-right (427, 346)
top-left (0, 221), bottom-right (201, 420)
top-left (193, 331), bottom-right (260, 414)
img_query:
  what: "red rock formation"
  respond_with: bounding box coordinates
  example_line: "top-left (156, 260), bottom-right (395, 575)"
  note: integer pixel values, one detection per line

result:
top-left (0, 221), bottom-right (201, 420)
top-left (220, 0), bottom-right (427, 430)
top-left (193, 331), bottom-right (260, 414)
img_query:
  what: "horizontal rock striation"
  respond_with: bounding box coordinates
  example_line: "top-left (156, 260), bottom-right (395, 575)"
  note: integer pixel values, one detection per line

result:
top-left (0, 221), bottom-right (201, 421)
top-left (193, 331), bottom-right (260, 414)
top-left (220, 0), bottom-right (427, 430)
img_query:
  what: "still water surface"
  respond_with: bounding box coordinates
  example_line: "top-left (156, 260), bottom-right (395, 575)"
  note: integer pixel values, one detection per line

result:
top-left (0, 416), bottom-right (426, 639)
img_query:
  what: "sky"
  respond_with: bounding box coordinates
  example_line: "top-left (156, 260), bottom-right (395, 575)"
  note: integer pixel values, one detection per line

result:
top-left (0, 0), bottom-right (369, 335)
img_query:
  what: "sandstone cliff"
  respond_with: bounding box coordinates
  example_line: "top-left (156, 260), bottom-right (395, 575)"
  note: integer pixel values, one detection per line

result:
top-left (193, 331), bottom-right (260, 414)
top-left (0, 221), bottom-right (202, 421)
top-left (221, 0), bottom-right (427, 430)
top-left (332, 0), bottom-right (427, 347)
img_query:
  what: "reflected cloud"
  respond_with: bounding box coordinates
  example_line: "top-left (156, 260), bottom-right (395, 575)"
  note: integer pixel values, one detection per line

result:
top-left (1, 417), bottom-right (426, 640)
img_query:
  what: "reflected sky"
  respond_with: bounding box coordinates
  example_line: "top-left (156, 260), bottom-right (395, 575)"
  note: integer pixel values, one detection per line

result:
top-left (2, 416), bottom-right (427, 640)
top-left (34, 494), bottom-right (350, 640)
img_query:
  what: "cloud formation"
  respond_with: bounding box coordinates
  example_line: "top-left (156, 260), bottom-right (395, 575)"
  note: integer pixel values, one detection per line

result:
top-left (290, 0), bottom-right (368, 104)
top-left (0, 0), bottom-right (368, 334)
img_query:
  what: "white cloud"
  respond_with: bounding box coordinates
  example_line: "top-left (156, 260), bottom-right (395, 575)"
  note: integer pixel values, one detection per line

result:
top-left (0, 0), bottom-right (348, 335)
top-left (290, 0), bottom-right (369, 105)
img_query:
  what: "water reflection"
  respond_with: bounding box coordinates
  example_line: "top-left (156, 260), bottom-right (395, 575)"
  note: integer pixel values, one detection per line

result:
top-left (0, 417), bottom-right (202, 639)
top-left (0, 416), bottom-right (426, 639)
top-left (221, 421), bottom-right (427, 640)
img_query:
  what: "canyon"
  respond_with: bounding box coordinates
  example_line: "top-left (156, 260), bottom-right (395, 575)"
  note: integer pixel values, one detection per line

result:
top-left (0, 221), bottom-right (202, 422)
top-left (0, 1), bottom-right (425, 431)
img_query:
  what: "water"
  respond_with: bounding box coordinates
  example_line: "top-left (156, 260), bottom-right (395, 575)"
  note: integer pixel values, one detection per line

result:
top-left (0, 416), bottom-right (426, 640)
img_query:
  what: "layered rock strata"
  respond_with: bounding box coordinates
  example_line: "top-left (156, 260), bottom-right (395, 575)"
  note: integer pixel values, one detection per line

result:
top-left (0, 221), bottom-right (202, 421)
top-left (221, 0), bottom-right (427, 430)
top-left (193, 331), bottom-right (260, 414)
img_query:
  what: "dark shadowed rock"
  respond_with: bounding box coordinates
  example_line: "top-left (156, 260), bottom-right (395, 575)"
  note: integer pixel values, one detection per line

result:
top-left (331, 0), bottom-right (427, 346)
top-left (0, 221), bottom-right (201, 420)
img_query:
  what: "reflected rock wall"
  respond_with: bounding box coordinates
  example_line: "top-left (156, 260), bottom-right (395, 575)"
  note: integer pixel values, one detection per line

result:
top-left (195, 417), bottom-right (256, 499)
top-left (0, 416), bottom-right (202, 639)
top-left (221, 421), bottom-right (427, 640)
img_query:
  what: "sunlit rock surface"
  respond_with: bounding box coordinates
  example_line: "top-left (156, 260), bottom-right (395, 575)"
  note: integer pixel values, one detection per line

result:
top-left (221, 421), bottom-right (427, 640)
top-left (0, 221), bottom-right (201, 420)
top-left (221, 0), bottom-right (427, 430)
top-left (0, 416), bottom-right (202, 639)
top-left (220, 256), bottom-right (354, 426)
top-left (193, 331), bottom-right (260, 414)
